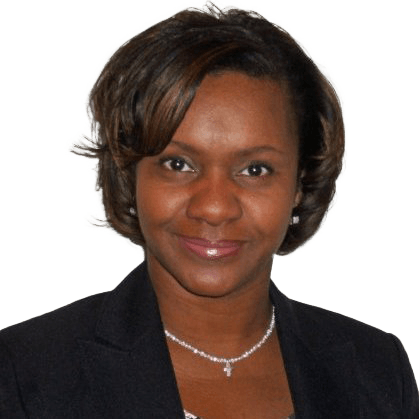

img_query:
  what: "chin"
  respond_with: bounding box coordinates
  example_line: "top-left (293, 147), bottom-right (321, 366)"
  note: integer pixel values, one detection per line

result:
top-left (174, 263), bottom-right (267, 300)
top-left (180, 283), bottom-right (244, 299)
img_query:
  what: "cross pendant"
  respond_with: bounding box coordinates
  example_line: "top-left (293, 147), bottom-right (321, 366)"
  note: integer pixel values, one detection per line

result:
top-left (223, 362), bottom-right (233, 377)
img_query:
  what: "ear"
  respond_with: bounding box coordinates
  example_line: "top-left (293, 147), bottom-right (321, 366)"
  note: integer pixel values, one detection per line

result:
top-left (293, 170), bottom-right (304, 208)
top-left (293, 189), bottom-right (303, 208)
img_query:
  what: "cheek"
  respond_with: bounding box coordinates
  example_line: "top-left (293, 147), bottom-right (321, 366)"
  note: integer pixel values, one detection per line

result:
top-left (135, 180), bottom-right (185, 235)
top-left (245, 188), bottom-right (294, 242)
top-left (262, 205), bottom-right (291, 237)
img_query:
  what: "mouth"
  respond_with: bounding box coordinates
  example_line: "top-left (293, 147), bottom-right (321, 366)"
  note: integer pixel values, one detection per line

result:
top-left (177, 235), bottom-right (244, 260)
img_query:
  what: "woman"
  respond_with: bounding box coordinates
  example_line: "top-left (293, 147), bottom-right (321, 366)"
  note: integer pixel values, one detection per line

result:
top-left (0, 5), bottom-right (417, 418)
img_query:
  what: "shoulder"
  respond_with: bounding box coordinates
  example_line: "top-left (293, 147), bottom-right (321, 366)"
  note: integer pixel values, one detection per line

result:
top-left (271, 287), bottom-right (419, 416)
top-left (271, 284), bottom-right (416, 381)
top-left (0, 292), bottom-right (108, 358)
top-left (291, 297), bottom-right (389, 339)
top-left (287, 297), bottom-right (404, 359)
top-left (270, 280), bottom-right (394, 349)
top-left (290, 299), bottom-right (417, 388)
top-left (0, 293), bottom-right (111, 417)
top-left (0, 262), bottom-right (149, 365)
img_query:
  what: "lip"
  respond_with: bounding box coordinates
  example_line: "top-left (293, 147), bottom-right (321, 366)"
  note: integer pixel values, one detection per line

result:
top-left (177, 235), bottom-right (243, 260)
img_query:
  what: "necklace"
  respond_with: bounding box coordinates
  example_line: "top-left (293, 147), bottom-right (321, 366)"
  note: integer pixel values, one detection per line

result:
top-left (164, 306), bottom-right (275, 377)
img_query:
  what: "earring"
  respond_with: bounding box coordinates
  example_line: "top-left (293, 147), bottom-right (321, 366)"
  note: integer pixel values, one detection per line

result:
top-left (129, 207), bottom-right (137, 216)
top-left (289, 215), bottom-right (299, 225)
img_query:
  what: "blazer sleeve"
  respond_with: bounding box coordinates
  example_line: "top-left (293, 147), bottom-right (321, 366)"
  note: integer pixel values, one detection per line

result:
top-left (0, 338), bottom-right (28, 419)
top-left (389, 334), bottom-right (419, 418)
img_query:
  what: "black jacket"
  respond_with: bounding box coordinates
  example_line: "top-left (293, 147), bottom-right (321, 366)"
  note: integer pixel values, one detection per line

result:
top-left (1, 262), bottom-right (418, 418)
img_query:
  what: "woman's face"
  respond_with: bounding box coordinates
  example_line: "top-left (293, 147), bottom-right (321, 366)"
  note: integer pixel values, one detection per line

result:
top-left (136, 72), bottom-right (300, 298)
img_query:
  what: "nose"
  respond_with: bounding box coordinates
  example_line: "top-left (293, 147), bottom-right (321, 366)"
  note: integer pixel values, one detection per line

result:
top-left (186, 173), bottom-right (243, 226)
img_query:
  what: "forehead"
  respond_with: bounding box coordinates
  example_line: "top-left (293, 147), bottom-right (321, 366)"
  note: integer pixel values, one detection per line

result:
top-left (171, 72), bottom-right (297, 154)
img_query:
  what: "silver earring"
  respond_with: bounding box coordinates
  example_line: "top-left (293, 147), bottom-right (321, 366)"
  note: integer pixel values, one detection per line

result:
top-left (129, 207), bottom-right (137, 216)
top-left (290, 215), bottom-right (299, 225)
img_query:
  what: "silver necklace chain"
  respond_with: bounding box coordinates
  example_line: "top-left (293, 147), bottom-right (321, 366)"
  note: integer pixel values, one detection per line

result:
top-left (164, 306), bottom-right (275, 377)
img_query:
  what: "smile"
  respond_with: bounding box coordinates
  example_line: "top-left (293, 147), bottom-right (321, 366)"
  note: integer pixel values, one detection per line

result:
top-left (178, 235), bottom-right (243, 260)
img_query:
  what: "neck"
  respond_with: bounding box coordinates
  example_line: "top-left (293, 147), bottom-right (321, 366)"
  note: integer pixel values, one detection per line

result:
top-left (147, 257), bottom-right (273, 357)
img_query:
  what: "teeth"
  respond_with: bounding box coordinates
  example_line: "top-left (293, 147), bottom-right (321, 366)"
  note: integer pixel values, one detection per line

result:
top-left (206, 248), bottom-right (219, 257)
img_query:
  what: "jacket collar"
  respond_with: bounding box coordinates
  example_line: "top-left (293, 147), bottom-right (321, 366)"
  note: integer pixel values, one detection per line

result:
top-left (94, 262), bottom-right (162, 350)
top-left (78, 262), bottom-right (184, 418)
top-left (270, 284), bottom-right (358, 418)
top-left (79, 262), bottom-right (358, 418)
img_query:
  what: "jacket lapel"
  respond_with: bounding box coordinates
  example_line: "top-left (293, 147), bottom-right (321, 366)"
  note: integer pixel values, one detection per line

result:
top-left (270, 284), bottom-right (359, 418)
top-left (77, 263), bottom-right (184, 418)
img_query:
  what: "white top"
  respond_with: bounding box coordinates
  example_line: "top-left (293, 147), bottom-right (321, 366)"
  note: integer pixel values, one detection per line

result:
top-left (184, 410), bottom-right (295, 418)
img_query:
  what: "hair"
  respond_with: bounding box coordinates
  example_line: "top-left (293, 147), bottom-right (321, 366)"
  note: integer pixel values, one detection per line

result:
top-left (76, 4), bottom-right (344, 255)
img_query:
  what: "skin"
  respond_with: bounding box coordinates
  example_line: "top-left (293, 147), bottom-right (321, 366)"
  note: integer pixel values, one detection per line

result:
top-left (135, 72), bottom-right (300, 418)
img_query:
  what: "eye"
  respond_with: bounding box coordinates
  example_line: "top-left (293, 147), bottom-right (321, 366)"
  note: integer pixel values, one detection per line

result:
top-left (160, 157), bottom-right (195, 172)
top-left (239, 162), bottom-right (273, 177)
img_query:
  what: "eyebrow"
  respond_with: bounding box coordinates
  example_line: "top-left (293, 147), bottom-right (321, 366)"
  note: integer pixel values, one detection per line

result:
top-left (170, 140), bottom-right (286, 157)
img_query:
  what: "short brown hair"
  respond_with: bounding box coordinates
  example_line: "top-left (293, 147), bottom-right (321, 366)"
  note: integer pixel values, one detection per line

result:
top-left (76, 5), bottom-right (344, 255)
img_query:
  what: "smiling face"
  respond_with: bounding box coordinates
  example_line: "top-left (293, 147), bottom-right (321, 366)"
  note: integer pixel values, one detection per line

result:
top-left (136, 72), bottom-right (300, 299)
